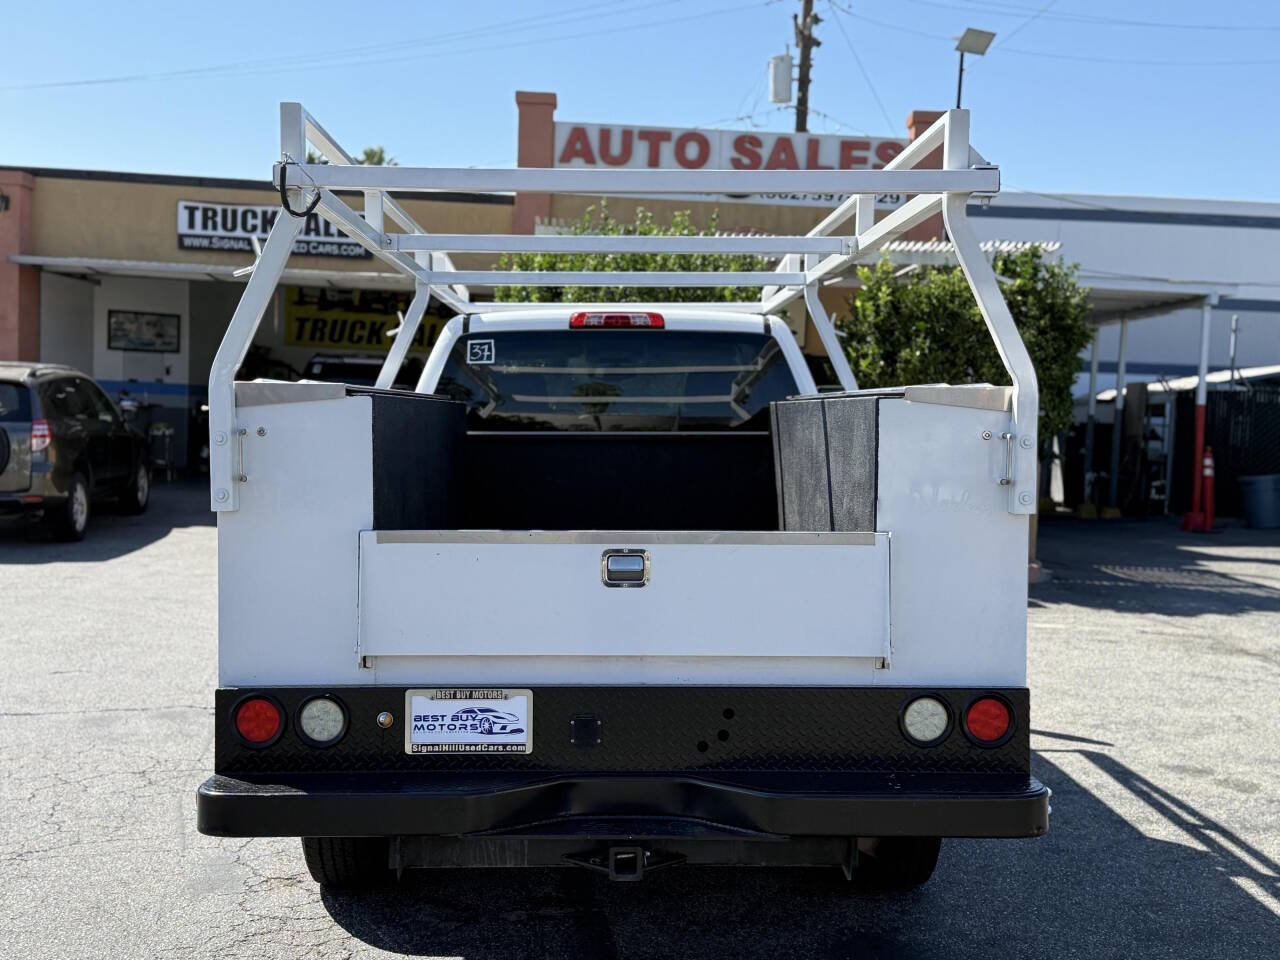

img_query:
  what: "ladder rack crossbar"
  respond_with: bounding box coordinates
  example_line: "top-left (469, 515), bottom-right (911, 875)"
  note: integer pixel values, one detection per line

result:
top-left (434, 271), bottom-right (806, 287)
top-left (387, 235), bottom-right (850, 255)
top-left (276, 163), bottom-right (999, 196)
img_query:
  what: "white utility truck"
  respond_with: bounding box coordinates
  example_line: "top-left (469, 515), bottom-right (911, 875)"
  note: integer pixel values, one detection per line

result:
top-left (196, 103), bottom-right (1049, 889)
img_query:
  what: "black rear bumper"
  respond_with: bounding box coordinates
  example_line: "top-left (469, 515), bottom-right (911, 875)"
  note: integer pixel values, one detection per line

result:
top-left (0, 494), bottom-right (59, 516)
top-left (197, 771), bottom-right (1049, 839)
top-left (200, 684), bottom-right (1048, 841)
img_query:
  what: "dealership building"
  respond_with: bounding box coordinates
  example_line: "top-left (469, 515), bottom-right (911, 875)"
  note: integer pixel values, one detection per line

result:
top-left (2, 90), bottom-right (1277, 500)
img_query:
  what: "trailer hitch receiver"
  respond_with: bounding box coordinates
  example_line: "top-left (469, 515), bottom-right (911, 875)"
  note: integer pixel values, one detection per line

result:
top-left (563, 846), bottom-right (685, 881)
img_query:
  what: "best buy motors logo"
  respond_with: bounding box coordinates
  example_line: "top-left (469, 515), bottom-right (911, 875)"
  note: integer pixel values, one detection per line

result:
top-left (412, 706), bottom-right (524, 736)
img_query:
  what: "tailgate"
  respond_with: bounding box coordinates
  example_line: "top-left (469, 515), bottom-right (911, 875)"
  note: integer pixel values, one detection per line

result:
top-left (357, 531), bottom-right (890, 660)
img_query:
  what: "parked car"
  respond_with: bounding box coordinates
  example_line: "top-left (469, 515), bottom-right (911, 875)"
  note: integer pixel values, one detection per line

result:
top-left (303, 353), bottom-right (424, 389)
top-left (0, 362), bottom-right (151, 540)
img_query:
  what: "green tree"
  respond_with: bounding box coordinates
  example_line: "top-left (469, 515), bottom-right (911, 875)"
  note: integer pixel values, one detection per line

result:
top-left (495, 203), bottom-right (765, 304)
top-left (304, 146), bottom-right (397, 165)
top-left (840, 248), bottom-right (1091, 456)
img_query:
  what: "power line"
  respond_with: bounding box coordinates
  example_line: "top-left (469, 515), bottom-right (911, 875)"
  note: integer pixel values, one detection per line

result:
top-left (4, 0), bottom-right (654, 90)
top-left (913, 0), bottom-right (1280, 32)
top-left (0, 0), bottom-right (701, 92)
top-left (993, 0), bottom-right (1057, 48)
top-left (826, 2), bottom-right (896, 132)
top-left (694, 104), bottom-right (791, 129)
top-left (806, 107), bottom-right (872, 137)
top-left (999, 48), bottom-right (1280, 67)
top-left (830, 4), bottom-right (1280, 66)
top-left (272, 2), bottom-right (775, 80)
top-left (829, 4), bottom-right (948, 42)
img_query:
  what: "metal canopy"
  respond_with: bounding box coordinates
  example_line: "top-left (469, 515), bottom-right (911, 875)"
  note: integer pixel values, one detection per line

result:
top-left (8, 254), bottom-right (415, 291)
top-left (1076, 273), bottom-right (1237, 325)
top-left (1094, 364), bottom-right (1280, 401)
top-left (207, 102), bottom-right (1038, 519)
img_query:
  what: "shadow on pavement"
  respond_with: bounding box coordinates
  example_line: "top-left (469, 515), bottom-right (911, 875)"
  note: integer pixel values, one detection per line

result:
top-left (1033, 515), bottom-right (1280, 617)
top-left (318, 749), bottom-right (1279, 960)
top-left (0, 477), bottom-right (212, 563)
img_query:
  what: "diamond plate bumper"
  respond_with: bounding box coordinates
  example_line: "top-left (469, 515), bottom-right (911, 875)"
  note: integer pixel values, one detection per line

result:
top-left (199, 685), bottom-right (1048, 840)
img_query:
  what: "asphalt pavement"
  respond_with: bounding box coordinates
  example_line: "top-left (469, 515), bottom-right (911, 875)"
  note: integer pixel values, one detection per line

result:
top-left (1, 482), bottom-right (1277, 959)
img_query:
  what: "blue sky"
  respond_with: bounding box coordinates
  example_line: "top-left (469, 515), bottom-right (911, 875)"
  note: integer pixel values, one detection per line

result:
top-left (4, 0), bottom-right (1279, 201)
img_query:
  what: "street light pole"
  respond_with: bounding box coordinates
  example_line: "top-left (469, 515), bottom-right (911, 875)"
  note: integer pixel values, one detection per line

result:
top-left (953, 28), bottom-right (995, 109)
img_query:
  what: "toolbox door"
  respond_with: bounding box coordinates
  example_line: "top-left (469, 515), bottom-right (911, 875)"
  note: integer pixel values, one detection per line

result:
top-left (357, 531), bottom-right (890, 661)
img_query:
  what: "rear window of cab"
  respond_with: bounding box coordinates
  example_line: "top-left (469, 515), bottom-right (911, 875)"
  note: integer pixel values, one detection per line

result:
top-left (436, 330), bottom-right (799, 432)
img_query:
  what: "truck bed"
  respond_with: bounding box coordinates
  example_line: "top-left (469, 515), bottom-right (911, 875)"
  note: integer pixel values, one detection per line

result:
top-left (360, 387), bottom-right (780, 531)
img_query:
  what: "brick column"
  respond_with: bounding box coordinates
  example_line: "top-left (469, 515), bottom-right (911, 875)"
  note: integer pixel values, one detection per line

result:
top-left (0, 171), bottom-right (39, 361)
top-left (903, 109), bottom-right (945, 243)
top-left (513, 91), bottom-right (557, 234)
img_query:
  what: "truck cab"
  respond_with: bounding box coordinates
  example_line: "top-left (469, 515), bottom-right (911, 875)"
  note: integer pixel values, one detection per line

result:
top-left (197, 102), bottom-right (1048, 891)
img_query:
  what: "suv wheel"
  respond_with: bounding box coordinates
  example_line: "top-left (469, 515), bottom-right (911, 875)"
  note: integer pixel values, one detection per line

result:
top-left (302, 837), bottom-right (391, 889)
top-left (120, 463), bottom-right (150, 514)
top-left (855, 837), bottom-right (941, 891)
top-left (49, 472), bottom-right (90, 541)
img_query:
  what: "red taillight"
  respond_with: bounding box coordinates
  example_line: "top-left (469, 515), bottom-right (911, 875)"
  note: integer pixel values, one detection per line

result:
top-left (965, 697), bottom-right (1011, 743)
top-left (569, 312), bottom-right (664, 329)
top-left (31, 419), bottom-right (51, 453)
top-left (234, 697), bottom-right (282, 745)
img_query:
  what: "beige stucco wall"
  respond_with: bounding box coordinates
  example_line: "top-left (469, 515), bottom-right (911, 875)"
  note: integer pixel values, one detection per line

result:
top-left (31, 176), bottom-right (514, 271)
top-left (28, 172), bottom-right (853, 365)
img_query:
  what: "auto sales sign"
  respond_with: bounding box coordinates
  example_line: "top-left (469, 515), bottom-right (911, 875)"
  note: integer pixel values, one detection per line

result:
top-left (177, 200), bottom-right (369, 259)
top-left (552, 122), bottom-right (909, 209)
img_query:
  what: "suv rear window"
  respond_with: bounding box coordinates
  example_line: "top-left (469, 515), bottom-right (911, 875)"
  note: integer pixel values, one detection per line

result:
top-left (436, 330), bottom-right (798, 432)
top-left (41, 378), bottom-right (93, 420)
top-left (0, 383), bottom-right (31, 423)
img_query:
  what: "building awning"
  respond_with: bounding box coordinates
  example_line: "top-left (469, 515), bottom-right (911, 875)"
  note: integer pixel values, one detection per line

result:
top-left (8, 254), bottom-right (414, 291)
top-left (819, 241), bottom-right (1236, 324)
top-left (1093, 364), bottom-right (1280, 401)
top-left (1075, 273), bottom-right (1236, 324)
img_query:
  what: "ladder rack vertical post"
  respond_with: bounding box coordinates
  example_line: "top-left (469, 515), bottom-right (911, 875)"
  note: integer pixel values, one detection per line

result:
top-left (939, 109), bottom-right (1039, 515)
top-left (376, 281), bottom-right (431, 390)
top-left (208, 212), bottom-right (306, 511)
top-left (802, 257), bottom-right (858, 391)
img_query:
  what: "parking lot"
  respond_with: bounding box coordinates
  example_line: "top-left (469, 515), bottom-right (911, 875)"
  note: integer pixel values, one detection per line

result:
top-left (1, 481), bottom-right (1277, 959)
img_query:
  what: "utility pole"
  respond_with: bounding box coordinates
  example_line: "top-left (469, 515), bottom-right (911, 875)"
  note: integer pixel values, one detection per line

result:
top-left (793, 0), bottom-right (821, 132)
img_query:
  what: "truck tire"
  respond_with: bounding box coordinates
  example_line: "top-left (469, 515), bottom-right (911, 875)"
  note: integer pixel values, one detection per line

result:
top-left (119, 462), bottom-right (150, 514)
top-left (856, 837), bottom-right (941, 890)
top-left (48, 472), bottom-right (90, 542)
top-left (302, 837), bottom-right (391, 889)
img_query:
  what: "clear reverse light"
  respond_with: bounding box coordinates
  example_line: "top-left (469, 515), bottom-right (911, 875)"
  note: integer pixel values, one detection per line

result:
top-left (902, 696), bottom-right (949, 744)
top-left (299, 697), bottom-right (346, 745)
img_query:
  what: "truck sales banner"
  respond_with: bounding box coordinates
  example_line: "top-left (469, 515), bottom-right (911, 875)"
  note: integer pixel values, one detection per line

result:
top-left (177, 200), bottom-right (370, 258)
top-left (283, 286), bottom-right (442, 353)
top-left (552, 122), bottom-right (909, 209)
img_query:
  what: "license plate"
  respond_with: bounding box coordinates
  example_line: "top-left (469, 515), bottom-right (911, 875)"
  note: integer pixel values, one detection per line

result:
top-left (404, 688), bottom-right (533, 755)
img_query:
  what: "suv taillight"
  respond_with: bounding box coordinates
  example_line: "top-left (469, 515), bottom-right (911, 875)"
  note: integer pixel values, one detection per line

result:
top-left (31, 419), bottom-right (51, 453)
top-left (569, 312), bottom-right (664, 329)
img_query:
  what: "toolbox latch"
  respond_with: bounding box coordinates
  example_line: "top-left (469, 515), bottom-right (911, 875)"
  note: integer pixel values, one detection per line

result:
top-left (601, 549), bottom-right (650, 587)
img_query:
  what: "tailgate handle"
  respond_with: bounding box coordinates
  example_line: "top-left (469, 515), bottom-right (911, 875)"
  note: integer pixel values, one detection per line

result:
top-left (602, 550), bottom-right (649, 588)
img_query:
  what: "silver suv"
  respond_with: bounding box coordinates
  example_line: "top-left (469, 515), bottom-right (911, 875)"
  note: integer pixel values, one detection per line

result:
top-left (0, 362), bottom-right (150, 540)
